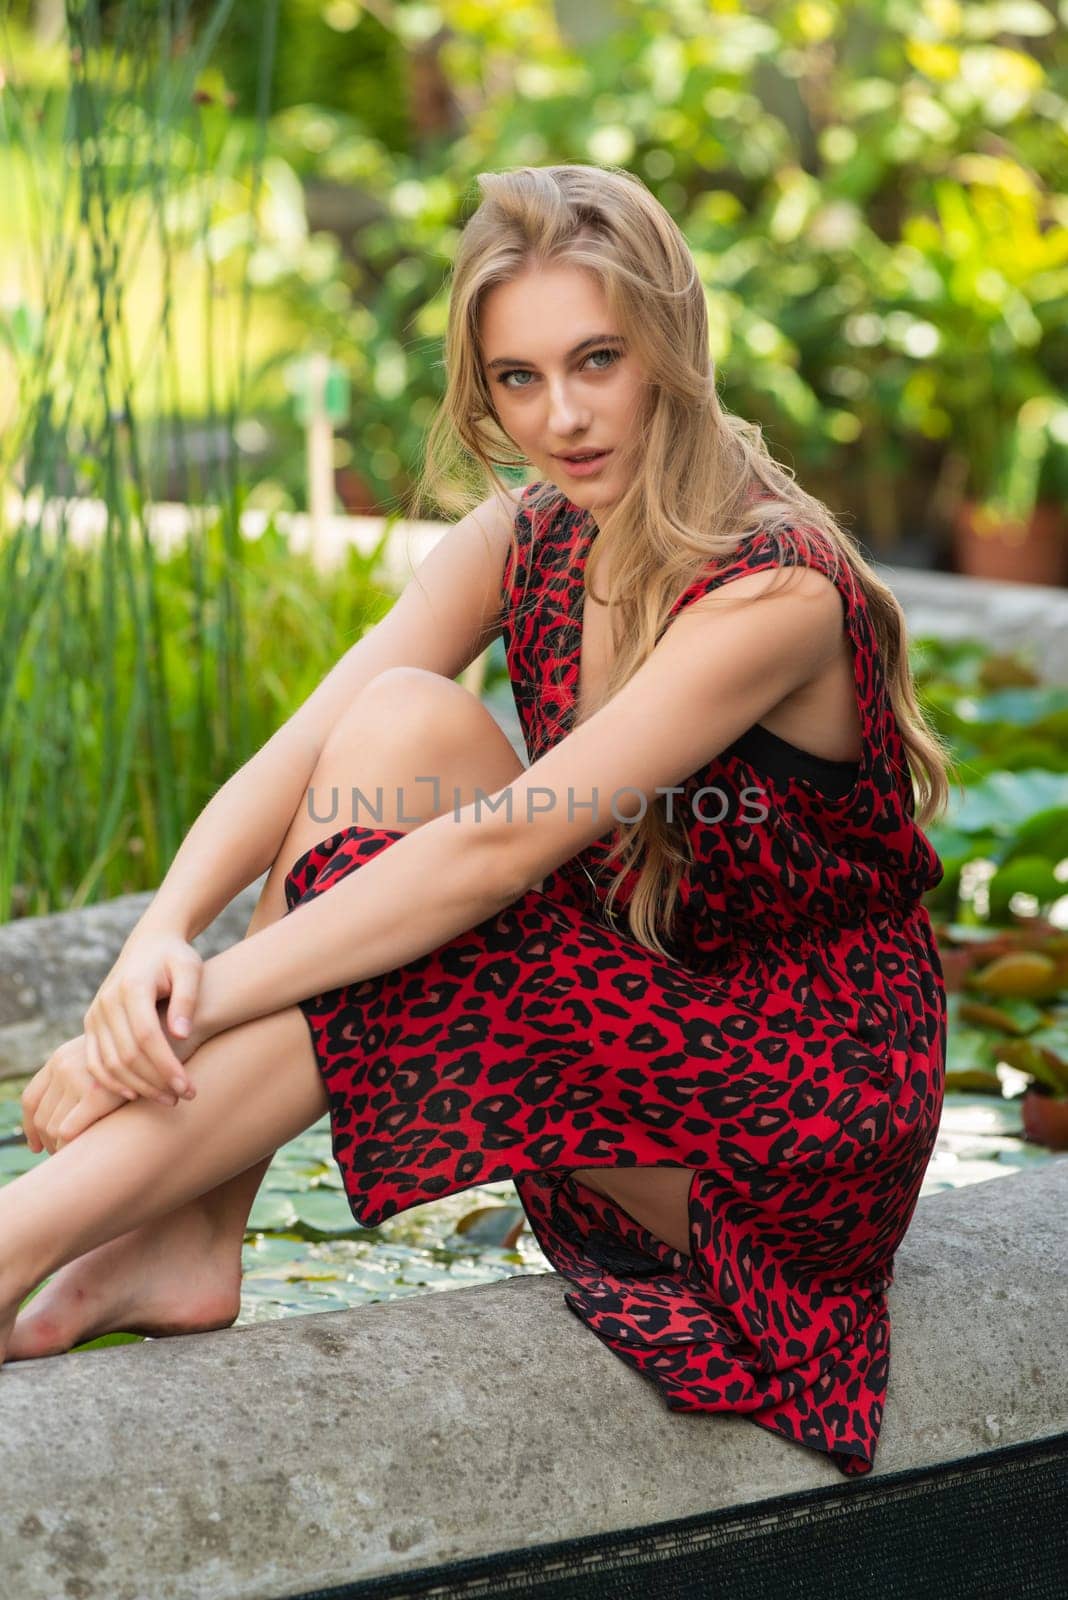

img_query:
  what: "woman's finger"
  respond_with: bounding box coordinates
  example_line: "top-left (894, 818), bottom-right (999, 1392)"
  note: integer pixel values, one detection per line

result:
top-left (166, 959), bottom-right (202, 1045)
top-left (22, 1076), bottom-right (47, 1152)
top-left (84, 1028), bottom-right (137, 1101)
top-left (47, 1089), bottom-right (79, 1151)
top-left (20, 1067), bottom-right (48, 1127)
top-left (97, 999), bottom-right (175, 1105)
top-left (56, 1100), bottom-right (96, 1146)
top-left (128, 989), bottom-right (191, 1097)
top-left (57, 1080), bottom-right (126, 1146)
top-left (88, 1009), bottom-right (133, 1089)
top-left (103, 998), bottom-right (170, 1101)
top-left (33, 1081), bottom-right (64, 1154)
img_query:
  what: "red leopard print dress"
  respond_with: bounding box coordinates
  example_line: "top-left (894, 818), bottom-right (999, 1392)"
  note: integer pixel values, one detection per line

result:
top-left (282, 481), bottom-right (946, 1479)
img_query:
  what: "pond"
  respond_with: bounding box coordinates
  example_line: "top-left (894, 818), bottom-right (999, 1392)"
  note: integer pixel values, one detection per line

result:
top-left (1, 1075), bottom-right (1063, 1339)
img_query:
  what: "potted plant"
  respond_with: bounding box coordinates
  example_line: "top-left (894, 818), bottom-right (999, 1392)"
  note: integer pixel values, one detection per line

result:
top-left (956, 944), bottom-right (1068, 1151)
top-left (897, 173), bottom-right (1068, 585)
top-left (1007, 1046), bottom-right (1068, 1151)
top-left (950, 396), bottom-right (1068, 586)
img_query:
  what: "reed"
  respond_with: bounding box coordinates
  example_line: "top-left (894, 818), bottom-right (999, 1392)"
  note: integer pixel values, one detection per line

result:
top-left (0, 1), bottom-right (383, 922)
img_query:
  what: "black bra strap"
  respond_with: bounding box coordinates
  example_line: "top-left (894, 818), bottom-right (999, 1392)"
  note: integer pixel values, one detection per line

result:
top-left (725, 722), bottom-right (860, 797)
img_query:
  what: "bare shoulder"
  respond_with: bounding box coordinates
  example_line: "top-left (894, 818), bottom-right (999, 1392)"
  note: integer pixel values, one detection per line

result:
top-left (416, 483), bottom-right (527, 569)
top-left (472, 553), bottom-right (855, 895)
top-left (679, 562), bottom-right (846, 633)
top-left (663, 562), bottom-right (847, 694)
top-left (472, 480), bottom-right (529, 520)
top-left (449, 481), bottom-right (529, 549)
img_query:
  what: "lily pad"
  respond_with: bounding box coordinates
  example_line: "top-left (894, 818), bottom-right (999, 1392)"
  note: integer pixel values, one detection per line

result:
top-left (0, 1141), bottom-right (44, 1182)
top-left (944, 1069), bottom-right (1004, 1095)
top-left (956, 688), bottom-right (1068, 728)
top-left (73, 1331), bottom-right (144, 1351)
top-left (247, 1193), bottom-right (300, 1233)
top-left (291, 1189), bottom-right (364, 1237)
top-left (453, 1204), bottom-right (526, 1248)
top-left (1001, 806), bottom-right (1068, 869)
top-left (957, 997), bottom-right (1049, 1034)
top-left (987, 857), bottom-right (1064, 921)
top-left (947, 771), bottom-right (1068, 836)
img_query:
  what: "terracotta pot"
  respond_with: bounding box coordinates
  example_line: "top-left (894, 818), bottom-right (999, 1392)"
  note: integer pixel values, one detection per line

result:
top-left (952, 501), bottom-right (1068, 587)
top-left (334, 467), bottom-right (386, 517)
top-left (1020, 1086), bottom-right (1068, 1150)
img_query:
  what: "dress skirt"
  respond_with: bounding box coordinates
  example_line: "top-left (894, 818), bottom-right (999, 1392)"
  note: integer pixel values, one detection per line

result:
top-left (282, 821), bottom-right (943, 1479)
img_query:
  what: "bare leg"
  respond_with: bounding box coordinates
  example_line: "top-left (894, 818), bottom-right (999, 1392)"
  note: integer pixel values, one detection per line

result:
top-left (6, 672), bottom-right (527, 1360)
top-left (0, 1026), bottom-right (697, 1367)
top-left (0, 1004), bottom-right (330, 1364)
top-left (4, 866), bottom-right (289, 1360)
top-left (4, 667), bottom-right (697, 1359)
top-left (570, 1167), bottom-right (694, 1258)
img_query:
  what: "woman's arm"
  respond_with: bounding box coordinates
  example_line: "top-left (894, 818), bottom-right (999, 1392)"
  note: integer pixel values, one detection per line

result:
top-left (126, 488), bottom-right (523, 947)
top-left (192, 565), bottom-right (846, 1039)
top-left (74, 488), bottom-right (523, 1107)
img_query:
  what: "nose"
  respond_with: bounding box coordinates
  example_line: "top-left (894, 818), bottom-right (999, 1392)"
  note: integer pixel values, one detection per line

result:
top-left (546, 374), bottom-right (591, 440)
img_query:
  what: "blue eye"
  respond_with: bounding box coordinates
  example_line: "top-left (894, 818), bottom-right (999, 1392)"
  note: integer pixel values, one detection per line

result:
top-left (497, 346), bottom-right (621, 390)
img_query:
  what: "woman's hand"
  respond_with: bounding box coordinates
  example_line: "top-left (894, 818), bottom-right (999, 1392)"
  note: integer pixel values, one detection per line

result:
top-left (23, 1010), bottom-right (211, 1154)
top-left (22, 1034), bottom-right (128, 1154)
top-left (82, 931), bottom-right (204, 1105)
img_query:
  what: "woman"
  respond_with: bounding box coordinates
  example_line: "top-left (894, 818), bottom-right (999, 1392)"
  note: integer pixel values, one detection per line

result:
top-left (5, 164), bottom-right (950, 1479)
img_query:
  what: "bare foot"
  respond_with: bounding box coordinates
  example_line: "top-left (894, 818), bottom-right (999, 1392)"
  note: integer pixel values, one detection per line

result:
top-left (0, 1297), bottom-right (16, 1368)
top-left (4, 1204), bottom-right (242, 1363)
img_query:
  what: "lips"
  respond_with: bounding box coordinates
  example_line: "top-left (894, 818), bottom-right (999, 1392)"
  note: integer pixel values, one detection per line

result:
top-left (554, 448), bottom-right (613, 479)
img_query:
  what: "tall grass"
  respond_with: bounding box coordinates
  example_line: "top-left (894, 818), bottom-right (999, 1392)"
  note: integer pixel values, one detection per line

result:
top-left (0, 2), bottom-right (394, 922)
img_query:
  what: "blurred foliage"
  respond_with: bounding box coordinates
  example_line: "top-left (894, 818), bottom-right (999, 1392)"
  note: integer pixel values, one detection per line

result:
top-left (912, 634), bottom-right (1068, 1113)
top-left (2, 0), bottom-right (1068, 917)
top-left (914, 637), bottom-right (1068, 928)
top-left (0, 1), bottom-right (276, 919)
top-left (4, 0), bottom-right (1067, 539)
top-left (939, 928), bottom-right (1068, 1111)
top-left (239, 0), bottom-right (1068, 540)
top-left (2, 508), bottom-right (394, 920)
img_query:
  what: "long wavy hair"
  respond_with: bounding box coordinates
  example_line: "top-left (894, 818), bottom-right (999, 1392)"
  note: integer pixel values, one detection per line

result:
top-left (409, 162), bottom-right (952, 959)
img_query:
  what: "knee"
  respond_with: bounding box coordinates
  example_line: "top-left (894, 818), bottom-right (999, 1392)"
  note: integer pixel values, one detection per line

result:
top-left (325, 668), bottom-right (488, 761)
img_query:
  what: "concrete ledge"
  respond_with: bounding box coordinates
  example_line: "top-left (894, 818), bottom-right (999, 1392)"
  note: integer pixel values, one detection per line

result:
top-left (1, 1161), bottom-right (1065, 1599)
top-left (877, 563), bottom-right (1068, 683)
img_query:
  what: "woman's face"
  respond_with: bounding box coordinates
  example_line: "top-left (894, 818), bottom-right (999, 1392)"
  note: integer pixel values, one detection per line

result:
top-left (479, 264), bottom-right (646, 519)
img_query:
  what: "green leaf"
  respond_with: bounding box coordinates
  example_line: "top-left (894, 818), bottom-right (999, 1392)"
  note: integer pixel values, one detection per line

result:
top-left (944, 1069), bottom-right (1005, 1095)
top-left (72, 1331), bottom-right (144, 1352)
top-left (948, 773), bottom-right (1068, 836)
top-left (956, 688), bottom-right (1068, 728)
top-left (292, 1189), bottom-right (364, 1237)
top-left (1000, 807), bottom-right (1068, 869)
top-left (995, 1039), bottom-right (1068, 1096)
top-left (987, 856), bottom-right (1064, 919)
top-left (247, 1193), bottom-right (299, 1233)
top-left (958, 997), bottom-right (1048, 1034)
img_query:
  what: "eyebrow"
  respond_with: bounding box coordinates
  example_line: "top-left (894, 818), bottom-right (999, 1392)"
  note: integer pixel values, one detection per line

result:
top-left (484, 334), bottom-right (625, 372)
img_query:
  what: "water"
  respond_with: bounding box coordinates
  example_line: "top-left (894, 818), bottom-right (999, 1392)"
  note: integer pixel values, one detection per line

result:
top-left (1, 1077), bottom-right (1062, 1332)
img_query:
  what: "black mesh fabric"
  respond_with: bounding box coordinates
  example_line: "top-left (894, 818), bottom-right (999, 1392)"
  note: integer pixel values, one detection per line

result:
top-left (288, 1431), bottom-right (1068, 1600)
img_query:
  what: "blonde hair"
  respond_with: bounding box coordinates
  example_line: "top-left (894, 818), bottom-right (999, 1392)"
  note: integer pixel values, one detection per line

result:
top-left (410, 162), bottom-right (952, 958)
